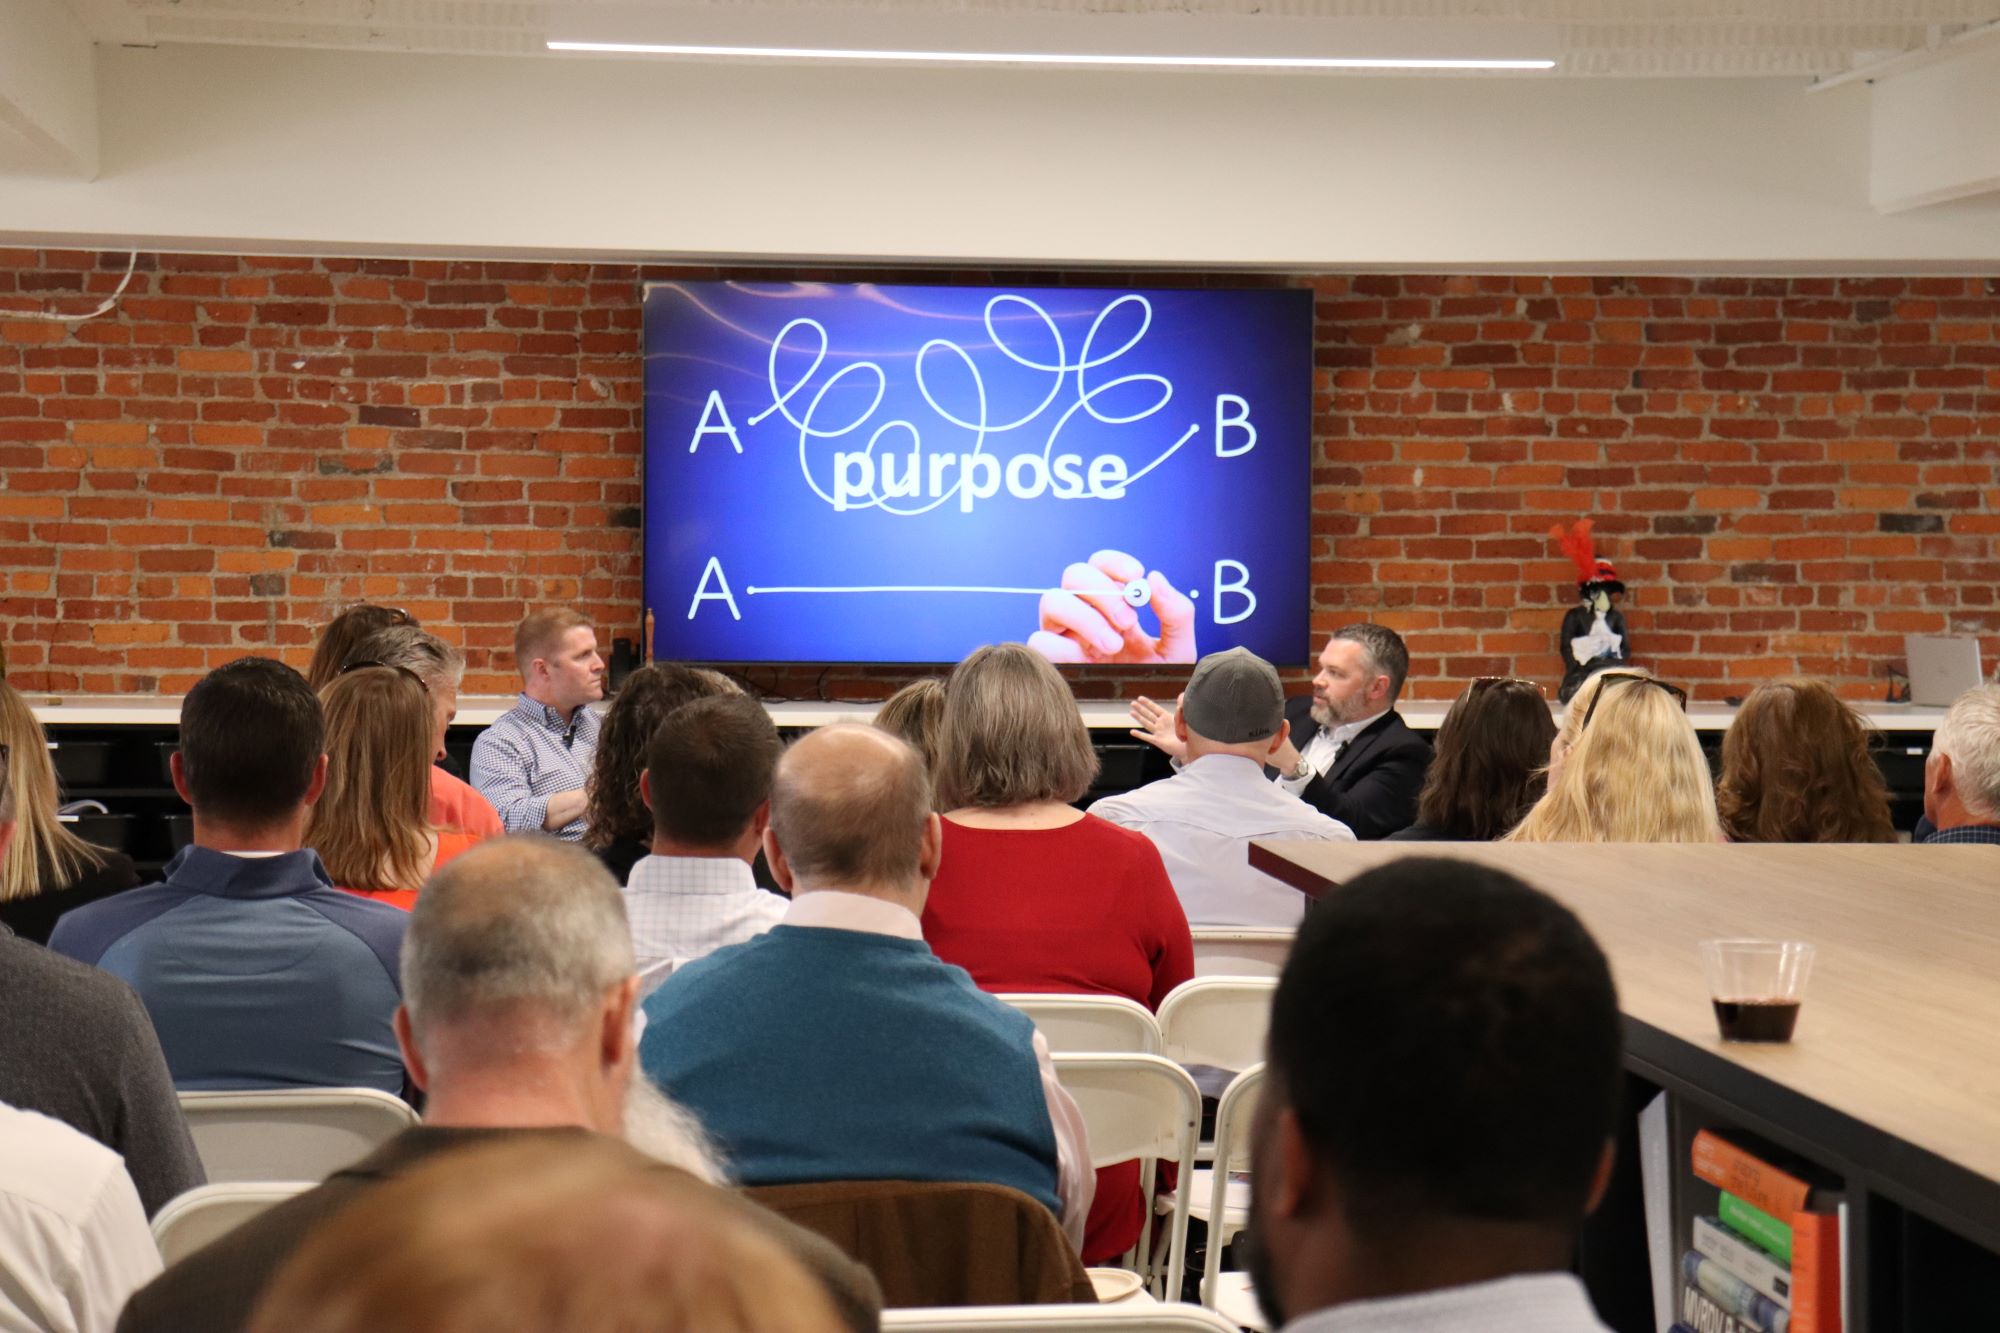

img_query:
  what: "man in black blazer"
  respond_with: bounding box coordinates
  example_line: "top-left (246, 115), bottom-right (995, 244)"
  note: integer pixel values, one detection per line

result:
top-left (1131, 623), bottom-right (1430, 840)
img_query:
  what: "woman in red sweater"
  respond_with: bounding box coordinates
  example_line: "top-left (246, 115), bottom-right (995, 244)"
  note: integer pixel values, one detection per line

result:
top-left (922, 643), bottom-right (1194, 1264)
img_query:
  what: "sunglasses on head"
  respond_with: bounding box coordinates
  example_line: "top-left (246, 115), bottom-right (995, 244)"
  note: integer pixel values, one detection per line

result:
top-left (1577, 672), bottom-right (1688, 732)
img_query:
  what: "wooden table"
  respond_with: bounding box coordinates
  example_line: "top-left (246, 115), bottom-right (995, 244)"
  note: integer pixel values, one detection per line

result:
top-left (1249, 839), bottom-right (2000, 1328)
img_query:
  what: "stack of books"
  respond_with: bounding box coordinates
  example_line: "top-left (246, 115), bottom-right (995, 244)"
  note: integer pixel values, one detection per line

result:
top-left (1671, 1129), bottom-right (1843, 1333)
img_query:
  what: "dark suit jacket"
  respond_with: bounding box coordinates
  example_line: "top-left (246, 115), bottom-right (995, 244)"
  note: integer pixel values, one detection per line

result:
top-left (117, 1126), bottom-right (883, 1333)
top-left (1279, 697), bottom-right (1431, 841)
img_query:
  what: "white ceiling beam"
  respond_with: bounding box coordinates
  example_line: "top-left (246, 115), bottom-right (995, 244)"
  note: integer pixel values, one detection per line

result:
top-left (0, 0), bottom-right (98, 178)
top-left (1869, 30), bottom-right (2000, 211)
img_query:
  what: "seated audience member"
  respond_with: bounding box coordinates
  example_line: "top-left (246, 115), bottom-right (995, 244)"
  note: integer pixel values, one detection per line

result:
top-left (642, 725), bottom-right (1094, 1249)
top-left (472, 608), bottom-right (605, 840)
top-left (585, 663), bottom-right (742, 883)
top-left (1506, 670), bottom-right (1720, 844)
top-left (245, 1137), bottom-right (850, 1333)
top-left (1716, 679), bottom-right (1896, 844)
top-left (0, 1102), bottom-right (161, 1333)
top-left (50, 658), bottom-right (409, 1094)
top-left (1133, 623), bottom-right (1430, 839)
top-left (342, 624), bottom-right (500, 839)
top-left (923, 643), bottom-right (1187, 1262)
top-left (0, 679), bottom-right (140, 943)
top-left (625, 694), bottom-right (786, 990)
top-left (873, 677), bottom-right (947, 782)
top-left (1248, 857), bottom-right (1621, 1332)
top-left (308, 667), bottom-right (480, 911)
top-left (0, 746), bottom-right (203, 1217)
top-left (1387, 676), bottom-right (1557, 842)
top-left (1089, 648), bottom-right (1352, 929)
top-left (305, 602), bottom-right (413, 692)
top-left (117, 838), bottom-right (879, 1333)
top-left (1918, 684), bottom-right (2000, 844)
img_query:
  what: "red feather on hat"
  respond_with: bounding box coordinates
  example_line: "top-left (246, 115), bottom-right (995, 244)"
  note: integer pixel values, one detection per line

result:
top-left (1551, 519), bottom-right (1598, 585)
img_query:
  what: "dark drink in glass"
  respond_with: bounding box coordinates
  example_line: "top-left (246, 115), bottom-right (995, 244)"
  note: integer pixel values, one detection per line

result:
top-left (1711, 998), bottom-right (1801, 1042)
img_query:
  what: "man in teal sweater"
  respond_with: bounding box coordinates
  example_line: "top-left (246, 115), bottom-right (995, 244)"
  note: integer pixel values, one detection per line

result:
top-left (640, 724), bottom-right (1094, 1247)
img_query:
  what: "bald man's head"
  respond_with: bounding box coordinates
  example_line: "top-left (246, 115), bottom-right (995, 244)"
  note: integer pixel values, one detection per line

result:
top-left (768, 724), bottom-right (934, 891)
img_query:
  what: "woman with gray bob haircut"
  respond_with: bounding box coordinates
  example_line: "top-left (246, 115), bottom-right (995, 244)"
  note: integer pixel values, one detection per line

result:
top-left (918, 643), bottom-right (1193, 1264)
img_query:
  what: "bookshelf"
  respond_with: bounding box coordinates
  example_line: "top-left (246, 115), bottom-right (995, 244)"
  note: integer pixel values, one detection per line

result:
top-left (1248, 840), bottom-right (2000, 1333)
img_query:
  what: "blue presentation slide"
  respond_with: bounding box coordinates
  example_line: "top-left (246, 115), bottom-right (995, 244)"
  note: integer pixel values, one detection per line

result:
top-left (644, 282), bottom-right (1312, 666)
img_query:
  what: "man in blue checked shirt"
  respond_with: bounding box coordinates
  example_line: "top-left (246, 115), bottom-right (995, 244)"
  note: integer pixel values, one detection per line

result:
top-left (471, 609), bottom-right (606, 841)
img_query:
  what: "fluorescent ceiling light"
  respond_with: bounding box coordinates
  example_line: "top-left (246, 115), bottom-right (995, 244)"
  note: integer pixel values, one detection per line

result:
top-left (547, 41), bottom-right (1553, 71)
top-left (545, 7), bottom-right (1559, 72)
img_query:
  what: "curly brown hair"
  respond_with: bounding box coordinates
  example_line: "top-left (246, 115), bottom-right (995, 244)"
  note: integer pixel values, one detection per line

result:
top-left (583, 664), bottom-right (741, 851)
top-left (1716, 678), bottom-right (1896, 844)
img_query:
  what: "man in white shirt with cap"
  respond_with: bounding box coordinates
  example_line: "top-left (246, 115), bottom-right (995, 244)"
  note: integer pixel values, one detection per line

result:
top-left (1090, 647), bottom-right (1353, 930)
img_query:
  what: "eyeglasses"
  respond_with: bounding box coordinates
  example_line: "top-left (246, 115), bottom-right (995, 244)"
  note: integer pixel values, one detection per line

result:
top-left (338, 659), bottom-right (430, 692)
top-left (1468, 676), bottom-right (1546, 699)
top-left (1577, 672), bottom-right (1689, 732)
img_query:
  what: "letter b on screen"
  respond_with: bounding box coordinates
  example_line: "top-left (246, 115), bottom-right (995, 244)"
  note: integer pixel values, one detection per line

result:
top-left (1213, 559), bottom-right (1256, 625)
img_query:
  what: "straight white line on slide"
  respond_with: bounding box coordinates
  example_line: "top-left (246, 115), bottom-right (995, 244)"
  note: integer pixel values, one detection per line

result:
top-left (745, 585), bottom-right (1065, 595)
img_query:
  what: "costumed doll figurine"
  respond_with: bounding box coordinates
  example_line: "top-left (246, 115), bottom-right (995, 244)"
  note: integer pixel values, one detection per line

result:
top-left (1552, 519), bottom-right (1629, 703)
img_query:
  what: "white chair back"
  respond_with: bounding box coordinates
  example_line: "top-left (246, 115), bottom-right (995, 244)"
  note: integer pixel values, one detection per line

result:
top-left (1156, 978), bottom-right (1276, 1074)
top-left (998, 994), bottom-right (1162, 1055)
top-left (885, 1301), bottom-right (1239, 1330)
top-left (177, 1087), bottom-right (419, 1183)
top-left (151, 1181), bottom-right (312, 1265)
top-left (1053, 1053), bottom-right (1201, 1301)
top-left (1201, 1064), bottom-right (1265, 1307)
top-left (1188, 929), bottom-right (1293, 978)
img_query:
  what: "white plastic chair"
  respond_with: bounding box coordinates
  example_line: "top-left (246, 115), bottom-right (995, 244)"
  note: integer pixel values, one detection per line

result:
top-left (1156, 978), bottom-right (1277, 1077)
top-left (1053, 1053), bottom-right (1201, 1302)
top-left (1198, 1065), bottom-right (1266, 1328)
top-left (1188, 929), bottom-right (1293, 979)
top-left (151, 1181), bottom-right (311, 1265)
top-left (177, 1088), bottom-right (419, 1183)
top-left (884, 1302), bottom-right (1239, 1331)
top-left (999, 994), bottom-right (1162, 1055)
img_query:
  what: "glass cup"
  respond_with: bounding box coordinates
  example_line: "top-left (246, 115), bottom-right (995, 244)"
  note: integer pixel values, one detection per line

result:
top-left (1699, 939), bottom-right (1815, 1043)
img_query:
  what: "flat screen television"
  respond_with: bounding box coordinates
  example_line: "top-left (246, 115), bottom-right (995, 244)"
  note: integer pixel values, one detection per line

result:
top-left (643, 281), bottom-right (1313, 667)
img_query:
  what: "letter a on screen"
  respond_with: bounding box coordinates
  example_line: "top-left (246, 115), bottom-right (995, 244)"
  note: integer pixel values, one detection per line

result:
top-left (688, 556), bottom-right (743, 620)
top-left (689, 390), bottom-right (745, 453)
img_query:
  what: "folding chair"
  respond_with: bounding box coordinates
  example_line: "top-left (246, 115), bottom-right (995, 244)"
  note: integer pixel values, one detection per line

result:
top-left (1187, 930), bottom-right (1293, 979)
top-left (150, 1181), bottom-right (311, 1265)
top-left (1052, 1054), bottom-right (1201, 1302)
top-left (998, 994), bottom-right (1162, 1055)
top-left (883, 1301), bottom-right (1239, 1331)
top-left (1156, 978), bottom-right (1276, 1084)
top-left (177, 1087), bottom-right (419, 1183)
top-left (1198, 1065), bottom-right (1267, 1330)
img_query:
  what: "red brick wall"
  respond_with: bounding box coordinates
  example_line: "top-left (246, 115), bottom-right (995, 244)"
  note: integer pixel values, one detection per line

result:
top-left (3, 251), bottom-right (1996, 702)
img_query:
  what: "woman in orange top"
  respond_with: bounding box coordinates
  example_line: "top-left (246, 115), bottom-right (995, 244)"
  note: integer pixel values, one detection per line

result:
top-left (307, 666), bottom-right (478, 911)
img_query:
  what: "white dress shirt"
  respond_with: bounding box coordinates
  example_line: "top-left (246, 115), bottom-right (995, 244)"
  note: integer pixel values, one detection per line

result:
top-left (782, 891), bottom-right (1097, 1250)
top-left (623, 854), bottom-right (788, 993)
top-left (1275, 709), bottom-right (1388, 797)
top-left (1092, 754), bottom-right (1354, 929)
top-left (1282, 1273), bottom-right (1613, 1333)
top-left (0, 1103), bottom-right (162, 1333)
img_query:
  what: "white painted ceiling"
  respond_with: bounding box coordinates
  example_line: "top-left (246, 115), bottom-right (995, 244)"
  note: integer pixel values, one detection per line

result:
top-left (62, 0), bottom-right (2000, 78)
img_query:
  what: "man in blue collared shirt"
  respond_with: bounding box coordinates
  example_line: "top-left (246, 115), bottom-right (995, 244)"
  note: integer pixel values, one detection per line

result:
top-left (50, 658), bottom-right (408, 1094)
top-left (470, 609), bottom-right (606, 841)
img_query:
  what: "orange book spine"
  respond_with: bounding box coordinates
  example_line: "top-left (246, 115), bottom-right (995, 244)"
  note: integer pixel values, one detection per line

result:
top-left (1690, 1130), bottom-right (1812, 1220)
top-left (1788, 1210), bottom-right (1842, 1333)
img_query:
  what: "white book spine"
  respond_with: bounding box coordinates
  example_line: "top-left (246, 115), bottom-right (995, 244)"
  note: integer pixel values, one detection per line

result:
top-left (1694, 1215), bottom-right (1793, 1309)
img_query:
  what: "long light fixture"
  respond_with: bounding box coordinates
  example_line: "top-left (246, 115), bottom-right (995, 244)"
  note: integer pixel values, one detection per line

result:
top-left (545, 8), bottom-right (1559, 72)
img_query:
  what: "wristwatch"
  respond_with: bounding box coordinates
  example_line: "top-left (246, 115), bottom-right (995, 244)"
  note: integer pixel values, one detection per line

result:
top-left (1287, 756), bottom-right (1314, 782)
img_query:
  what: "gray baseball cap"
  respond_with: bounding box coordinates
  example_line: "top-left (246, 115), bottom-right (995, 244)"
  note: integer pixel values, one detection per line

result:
top-left (1181, 647), bottom-right (1286, 744)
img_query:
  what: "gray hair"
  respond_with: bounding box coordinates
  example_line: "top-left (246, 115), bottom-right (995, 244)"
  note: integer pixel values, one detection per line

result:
top-left (349, 624), bottom-right (467, 693)
top-left (403, 838), bottom-right (633, 1041)
top-left (769, 724), bottom-right (932, 888)
top-left (1933, 684), bottom-right (2000, 820)
top-left (934, 644), bottom-right (1097, 809)
top-left (1333, 622), bottom-right (1412, 703)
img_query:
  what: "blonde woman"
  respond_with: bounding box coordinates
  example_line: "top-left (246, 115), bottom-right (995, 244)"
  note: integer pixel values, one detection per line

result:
top-left (872, 677), bottom-right (946, 782)
top-left (0, 681), bottom-right (140, 943)
top-left (1506, 670), bottom-right (1721, 843)
top-left (307, 667), bottom-right (477, 910)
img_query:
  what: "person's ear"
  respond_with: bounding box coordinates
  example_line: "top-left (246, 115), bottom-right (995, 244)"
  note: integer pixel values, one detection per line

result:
top-left (1265, 729), bottom-right (1288, 759)
top-left (918, 811), bottom-right (944, 882)
top-left (393, 1007), bottom-right (429, 1093)
top-left (1583, 1138), bottom-right (1617, 1216)
top-left (601, 976), bottom-right (640, 1070)
top-left (302, 753), bottom-right (329, 807)
top-left (639, 769), bottom-right (655, 814)
top-left (0, 820), bottom-right (14, 861)
top-left (1173, 708), bottom-right (1190, 743)
top-left (169, 750), bottom-right (193, 805)
top-left (751, 799), bottom-right (771, 837)
top-left (762, 826), bottom-right (797, 893)
top-left (1271, 1105), bottom-right (1316, 1221)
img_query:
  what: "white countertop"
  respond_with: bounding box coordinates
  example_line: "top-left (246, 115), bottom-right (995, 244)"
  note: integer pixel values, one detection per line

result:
top-left (26, 694), bottom-right (1951, 734)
